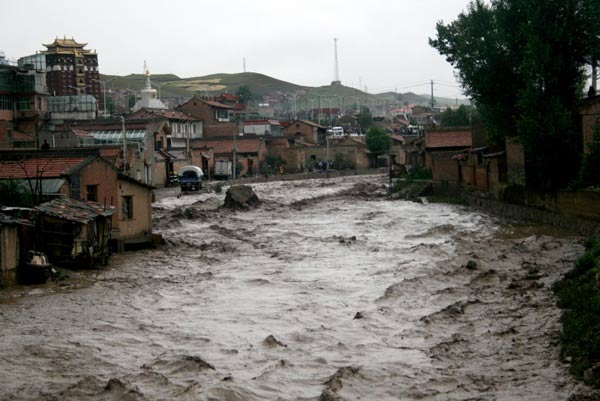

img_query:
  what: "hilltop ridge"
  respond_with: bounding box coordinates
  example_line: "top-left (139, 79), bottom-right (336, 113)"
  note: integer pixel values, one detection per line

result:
top-left (99, 71), bottom-right (468, 107)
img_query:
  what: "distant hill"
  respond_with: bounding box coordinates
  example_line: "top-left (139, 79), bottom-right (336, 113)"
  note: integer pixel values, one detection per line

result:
top-left (99, 71), bottom-right (468, 107)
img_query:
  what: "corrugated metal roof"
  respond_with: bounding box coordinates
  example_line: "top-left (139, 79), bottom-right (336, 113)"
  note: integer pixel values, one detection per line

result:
top-left (89, 130), bottom-right (147, 141)
top-left (0, 212), bottom-right (32, 226)
top-left (36, 197), bottom-right (116, 224)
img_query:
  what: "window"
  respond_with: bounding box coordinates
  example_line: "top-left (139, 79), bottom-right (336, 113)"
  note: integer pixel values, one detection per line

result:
top-left (122, 196), bottom-right (133, 219)
top-left (86, 185), bottom-right (98, 202)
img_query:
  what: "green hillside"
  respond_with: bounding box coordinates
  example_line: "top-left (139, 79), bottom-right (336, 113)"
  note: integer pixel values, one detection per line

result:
top-left (99, 71), bottom-right (468, 107)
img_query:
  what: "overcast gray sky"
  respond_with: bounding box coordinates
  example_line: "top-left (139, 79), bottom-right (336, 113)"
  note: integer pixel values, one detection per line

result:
top-left (3, 0), bottom-right (470, 98)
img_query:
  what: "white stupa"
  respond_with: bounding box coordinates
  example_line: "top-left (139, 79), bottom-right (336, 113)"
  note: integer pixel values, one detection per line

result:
top-left (132, 66), bottom-right (167, 112)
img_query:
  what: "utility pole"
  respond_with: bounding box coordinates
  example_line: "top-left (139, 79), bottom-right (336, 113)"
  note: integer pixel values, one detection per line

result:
top-left (120, 116), bottom-right (127, 173)
top-left (243, 58), bottom-right (246, 73)
top-left (430, 80), bottom-right (435, 110)
top-left (319, 95), bottom-right (323, 124)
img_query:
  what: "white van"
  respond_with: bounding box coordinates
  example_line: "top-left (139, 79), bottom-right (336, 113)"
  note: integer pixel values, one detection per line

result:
top-left (327, 126), bottom-right (344, 136)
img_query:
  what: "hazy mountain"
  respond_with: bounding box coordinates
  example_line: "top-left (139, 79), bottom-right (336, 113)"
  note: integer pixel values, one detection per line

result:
top-left (99, 72), bottom-right (468, 107)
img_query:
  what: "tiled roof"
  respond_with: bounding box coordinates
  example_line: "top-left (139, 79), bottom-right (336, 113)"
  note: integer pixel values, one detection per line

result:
top-left (425, 129), bottom-right (472, 149)
top-left (0, 156), bottom-right (89, 179)
top-left (296, 119), bottom-right (326, 129)
top-left (36, 197), bottom-right (115, 224)
top-left (11, 131), bottom-right (35, 141)
top-left (203, 100), bottom-right (234, 109)
top-left (131, 108), bottom-right (197, 121)
top-left (244, 120), bottom-right (281, 126)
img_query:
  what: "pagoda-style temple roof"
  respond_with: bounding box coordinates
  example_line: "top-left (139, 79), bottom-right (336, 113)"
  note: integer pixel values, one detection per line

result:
top-left (42, 37), bottom-right (95, 54)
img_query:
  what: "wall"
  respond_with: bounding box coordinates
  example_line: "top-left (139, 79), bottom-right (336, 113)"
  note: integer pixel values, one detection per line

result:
top-left (581, 100), bottom-right (600, 154)
top-left (177, 100), bottom-right (238, 138)
top-left (79, 159), bottom-right (118, 207)
top-left (430, 152), bottom-right (459, 182)
top-left (0, 225), bottom-right (19, 287)
top-left (117, 179), bottom-right (152, 244)
top-left (284, 122), bottom-right (318, 144)
top-left (505, 139), bottom-right (526, 186)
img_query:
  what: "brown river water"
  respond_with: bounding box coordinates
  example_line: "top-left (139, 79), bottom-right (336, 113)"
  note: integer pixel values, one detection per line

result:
top-left (0, 175), bottom-right (593, 400)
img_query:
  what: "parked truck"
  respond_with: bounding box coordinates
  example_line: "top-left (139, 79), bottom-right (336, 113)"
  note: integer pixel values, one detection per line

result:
top-left (179, 165), bottom-right (204, 191)
top-left (214, 159), bottom-right (233, 179)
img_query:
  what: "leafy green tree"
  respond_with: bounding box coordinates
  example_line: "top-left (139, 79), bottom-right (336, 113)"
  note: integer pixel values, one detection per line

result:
top-left (357, 107), bottom-right (373, 132)
top-left (430, 0), bottom-right (600, 190)
top-left (0, 179), bottom-right (33, 207)
top-left (365, 126), bottom-right (391, 157)
top-left (236, 85), bottom-right (253, 105)
top-left (441, 105), bottom-right (472, 127)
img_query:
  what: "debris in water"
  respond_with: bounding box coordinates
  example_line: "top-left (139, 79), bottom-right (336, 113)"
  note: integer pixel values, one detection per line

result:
top-left (263, 335), bottom-right (286, 347)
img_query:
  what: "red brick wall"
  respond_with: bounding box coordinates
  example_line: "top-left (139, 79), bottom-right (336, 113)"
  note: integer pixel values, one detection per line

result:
top-left (432, 158), bottom-right (459, 181)
top-left (460, 163), bottom-right (475, 186)
top-left (203, 122), bottom-right (238, 138)
top-left (505, 139), bottom-right (526, 186)
top-left (581, 102), bottom-right (600, 154)
top-left (79, 159), bottom-right (119, 225)
top-left (284, 122), bottom-right (318, 144)
top-left (475, 166), bottom-right (489, 190)
top-left (177, 100), bottom-right (238, 138)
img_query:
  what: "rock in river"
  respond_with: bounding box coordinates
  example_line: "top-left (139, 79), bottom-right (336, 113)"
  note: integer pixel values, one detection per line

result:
top-left (223, 185), bottom-right (260, 210)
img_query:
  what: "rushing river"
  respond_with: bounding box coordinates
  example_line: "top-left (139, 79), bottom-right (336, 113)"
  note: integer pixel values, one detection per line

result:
top-left (0, 175), bottom-right (589, 400)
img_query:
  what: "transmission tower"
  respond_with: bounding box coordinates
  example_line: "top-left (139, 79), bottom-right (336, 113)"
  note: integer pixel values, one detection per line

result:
top-left (332, 38), bottom-right (341, 86)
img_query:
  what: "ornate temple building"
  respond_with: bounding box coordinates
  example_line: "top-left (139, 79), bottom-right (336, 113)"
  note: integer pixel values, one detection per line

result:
top-left (41, 37), bottom-right (102, 109)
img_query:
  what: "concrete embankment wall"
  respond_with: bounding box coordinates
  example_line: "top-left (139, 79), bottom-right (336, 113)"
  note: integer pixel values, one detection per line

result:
top-left (220, 168), bottom-right (388, 186)
top-left (432, 182), bottom-right (600, 236)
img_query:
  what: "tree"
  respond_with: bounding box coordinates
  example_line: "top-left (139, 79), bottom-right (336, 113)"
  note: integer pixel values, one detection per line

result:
top-left (441, 105), bottom-right (472, 127)
top-left (236, 85), bottom-right (253, 105)
top-left (365, 126), bottom-right (391, 157)
top-left (430, 0), bottom-right (600, 190)
top-left (357, 107), bottom-right (373, 132)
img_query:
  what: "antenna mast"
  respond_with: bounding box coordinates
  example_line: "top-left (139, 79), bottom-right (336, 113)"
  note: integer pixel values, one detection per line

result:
top-left (332, 38), bottom-right (341, 86)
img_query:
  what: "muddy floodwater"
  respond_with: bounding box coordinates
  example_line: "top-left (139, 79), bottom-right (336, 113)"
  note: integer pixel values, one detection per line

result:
top-left (0, 175), bottom-right (590, 400)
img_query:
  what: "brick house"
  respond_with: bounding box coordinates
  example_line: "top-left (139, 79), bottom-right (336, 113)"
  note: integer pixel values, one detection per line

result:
top-left (301, 136), bottom-right (369, 170)
top-left (425, 127), bottom-right (472, 181)
top-left (243, 119), bottom-right (283, 136)
top-left (129, 108), bottom-right (203, 151)
top-left (191, 136), bottom-right (266, 177)
top-left (176, 96), bottom-right (238, 138)
top-left (40, 118), bottom-right (173, 187)
top-left (283, 119), bottom-right (327, 145)
top-left (0, 63), bottom-right (48, 149)
top-left (266, 137), bottom-right (307, 173)
top-left (0, 149), bottom-right (154, 248)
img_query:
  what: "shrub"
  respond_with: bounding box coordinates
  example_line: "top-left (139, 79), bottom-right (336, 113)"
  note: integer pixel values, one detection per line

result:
top-left (554, 237), bottom-right (600, 387)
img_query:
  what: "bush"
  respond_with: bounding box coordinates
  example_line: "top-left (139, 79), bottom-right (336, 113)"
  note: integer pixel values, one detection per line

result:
top-left (214, 182), bottom-right (223, 193)
top-left (407, 166), bottom-right (432, 180)
top-left (554, 237), bottom-right (600, 387)
top-left (0, 179), bottom-right (33, 207)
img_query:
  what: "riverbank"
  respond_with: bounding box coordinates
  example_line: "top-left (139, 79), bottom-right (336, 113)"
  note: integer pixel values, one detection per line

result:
top-left (389, 179), bottom-right (600, 236)
top-left (554, 237), bottom-right (600, 390)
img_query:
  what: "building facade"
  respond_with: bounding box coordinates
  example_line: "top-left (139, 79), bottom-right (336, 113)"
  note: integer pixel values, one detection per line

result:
top-left (41, 37), bottom-right (102, 109)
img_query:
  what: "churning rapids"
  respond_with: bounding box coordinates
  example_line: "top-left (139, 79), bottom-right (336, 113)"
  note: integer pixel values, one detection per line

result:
top-left (0, 175), bottom-right (590, 400)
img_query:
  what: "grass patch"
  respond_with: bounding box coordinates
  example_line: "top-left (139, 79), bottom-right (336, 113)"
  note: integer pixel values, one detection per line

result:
top-left (554, 237), bottom-right (600, 387)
